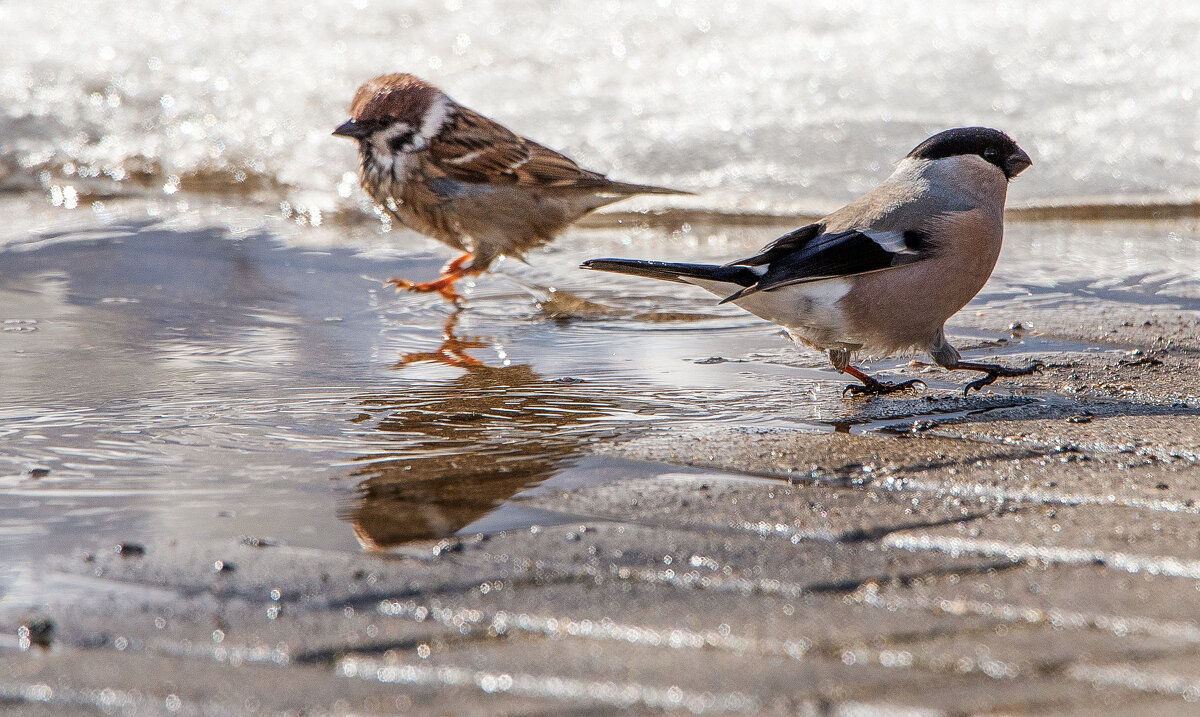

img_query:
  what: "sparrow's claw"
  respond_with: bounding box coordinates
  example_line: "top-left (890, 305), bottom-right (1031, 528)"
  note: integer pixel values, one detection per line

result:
top-left (394, 345), bottom-right (484, 369)
top-left (387, 254), bottom-right (478, 303)
top-left (843, 378), bottom-right (926, 397)
top-left (387, 275), bottom-right (465, 303)
top-left (392, 311), bottom-right (486, 369)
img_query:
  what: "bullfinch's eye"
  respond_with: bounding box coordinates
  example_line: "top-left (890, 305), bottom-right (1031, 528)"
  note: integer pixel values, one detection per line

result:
top-left (983, 147), bottom-right (1000, 161)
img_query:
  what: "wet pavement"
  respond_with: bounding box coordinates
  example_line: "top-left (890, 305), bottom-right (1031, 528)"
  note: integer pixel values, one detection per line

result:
top-left (2, 196), bottom-right (1200, 713)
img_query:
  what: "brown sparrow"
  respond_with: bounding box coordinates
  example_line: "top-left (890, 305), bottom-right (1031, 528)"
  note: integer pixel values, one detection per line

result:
top-left (333, 73), bottom-right (689, 300)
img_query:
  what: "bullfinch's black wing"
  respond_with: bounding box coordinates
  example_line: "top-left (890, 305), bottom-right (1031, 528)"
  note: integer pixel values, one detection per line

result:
top-left (720, 223), bottom-right (931, 303)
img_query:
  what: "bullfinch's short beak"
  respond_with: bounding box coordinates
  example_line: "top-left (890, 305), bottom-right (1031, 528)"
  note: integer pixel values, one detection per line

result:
top-left (1007, 148), bottom-right (1032, 178)
top-left (333, 119), bottom-right (370, 139)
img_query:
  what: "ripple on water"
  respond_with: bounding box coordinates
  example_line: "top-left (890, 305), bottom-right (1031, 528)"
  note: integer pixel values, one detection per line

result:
top-left (0, 202), bottom-right (1189, 566)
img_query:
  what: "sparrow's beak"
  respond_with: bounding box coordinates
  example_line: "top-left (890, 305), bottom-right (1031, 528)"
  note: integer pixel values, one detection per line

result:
top-left (333, 119), bottom-right (370, 139)
top-left (1006, 148), bottom-right (1033, 178)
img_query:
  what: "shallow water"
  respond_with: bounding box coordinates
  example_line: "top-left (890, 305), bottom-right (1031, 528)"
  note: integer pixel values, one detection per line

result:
top-left (2, 196), bottom-right (1198, 588)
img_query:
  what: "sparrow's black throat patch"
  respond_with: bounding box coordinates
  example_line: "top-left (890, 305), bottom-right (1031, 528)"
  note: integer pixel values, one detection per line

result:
top-left (388, 130), bottom-right (417, 154)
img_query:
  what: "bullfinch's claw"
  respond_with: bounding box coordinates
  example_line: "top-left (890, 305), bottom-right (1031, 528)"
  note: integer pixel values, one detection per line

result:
top-left (843, 378), bottom-right (926, 398)
top-left (961, 361), bottom-right (1045, 395)
top-left (962, 374), bottom-right (998, 395)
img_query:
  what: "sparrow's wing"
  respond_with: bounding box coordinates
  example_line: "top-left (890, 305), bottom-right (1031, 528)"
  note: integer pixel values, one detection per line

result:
top-left (720, 225), bottom-right (931, 303)
top-left (427, 107), bottom-right (608, 188)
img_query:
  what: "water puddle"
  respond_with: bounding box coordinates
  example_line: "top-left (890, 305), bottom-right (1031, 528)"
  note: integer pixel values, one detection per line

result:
top-left (1, 197), bottom-right (1197, 590)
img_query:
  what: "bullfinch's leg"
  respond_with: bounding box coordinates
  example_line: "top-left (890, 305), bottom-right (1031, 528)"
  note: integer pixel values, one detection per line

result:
top-left (840, 365), bottom-right (926, 397)
top-left (928, 331), bottom-right (1043, 395)
top-left (949, 360), bottom-right (1045, 395)
top-left (826, 348), bottom-right (924, 397)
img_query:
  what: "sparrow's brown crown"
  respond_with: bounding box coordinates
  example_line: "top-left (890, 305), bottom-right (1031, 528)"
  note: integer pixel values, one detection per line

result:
top-left (348, 73), bottom-right (439, 125)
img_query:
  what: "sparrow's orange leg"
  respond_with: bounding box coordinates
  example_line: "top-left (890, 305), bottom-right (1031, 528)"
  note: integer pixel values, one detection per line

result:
top-left (387, 253), bottom-right (478, 302)
top-left (393, 312), bottom-right (486, 369)
top-left (442, 252), bottom-right (474, 274)
top-left (840, 365), bottom-right (926, 397)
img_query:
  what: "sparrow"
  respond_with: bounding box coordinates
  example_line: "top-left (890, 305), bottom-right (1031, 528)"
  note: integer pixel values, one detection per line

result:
top-left (333, 73), bottom-right (689, 300)
top-left (583, 127), bottom-right (1041, 396)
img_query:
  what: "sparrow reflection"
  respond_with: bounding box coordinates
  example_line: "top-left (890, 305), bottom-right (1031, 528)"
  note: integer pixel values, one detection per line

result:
top-left (343, 319), bottom-right (625, 550)
top-left (393, 311), bottom-right (487, 369)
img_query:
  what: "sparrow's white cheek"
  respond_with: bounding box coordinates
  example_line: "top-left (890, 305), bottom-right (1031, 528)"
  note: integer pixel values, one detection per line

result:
top-left (372, 123), bottom-right (412, 156)
top-left (419, 94), bottom-right (451, 141)
top-left (365, 124), bottom-right (424, 181)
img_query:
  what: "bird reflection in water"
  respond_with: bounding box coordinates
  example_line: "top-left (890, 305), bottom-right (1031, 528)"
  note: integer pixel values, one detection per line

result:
top-left (343, 312), bottom-right (628, 550)
top-left (392, 311), bottom-right (488, 369)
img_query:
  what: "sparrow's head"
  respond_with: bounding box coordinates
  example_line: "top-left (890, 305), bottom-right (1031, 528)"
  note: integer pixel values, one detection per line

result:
top-left (333, 74), bottom-right (452, 159)
top-left (907, 127), bottom-right (1032, 180)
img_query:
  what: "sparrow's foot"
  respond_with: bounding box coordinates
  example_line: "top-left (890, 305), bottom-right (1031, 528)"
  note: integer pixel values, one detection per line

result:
top-left (387, 272), bottom-right (466, 303)
top-left (957, 361), bottom-right (1045, 395)
top-left (393, 341), bottom-right (485, 369)
top-left (388, 254), bottom-right (479, 303)
top-left (393, 312), bottom-right (486, 369)
top-left (839, 364), bottom-right (925, 397)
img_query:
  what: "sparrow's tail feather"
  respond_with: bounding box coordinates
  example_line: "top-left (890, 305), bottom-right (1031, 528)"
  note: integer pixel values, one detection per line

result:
top-left (599, 181), bottom-right (695, 196)
top-left (581, 258), bottom-right (759, 288)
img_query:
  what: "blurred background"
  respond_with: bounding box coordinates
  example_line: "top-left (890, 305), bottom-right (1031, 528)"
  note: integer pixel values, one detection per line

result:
top-left (3, 0), bottom-right (1198, 221)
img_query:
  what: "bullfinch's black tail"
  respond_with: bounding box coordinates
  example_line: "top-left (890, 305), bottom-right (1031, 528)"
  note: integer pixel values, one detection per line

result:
top-left (581, 258), bottom-right (760, 289)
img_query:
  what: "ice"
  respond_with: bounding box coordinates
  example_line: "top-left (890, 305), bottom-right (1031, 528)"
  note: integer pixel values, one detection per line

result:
top-left (2, 1), bottom-right (1198, 212)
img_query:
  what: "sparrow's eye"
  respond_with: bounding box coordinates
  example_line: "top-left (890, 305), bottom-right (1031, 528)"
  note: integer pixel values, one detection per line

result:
top-left (389, 130), bottom-right (416, 154)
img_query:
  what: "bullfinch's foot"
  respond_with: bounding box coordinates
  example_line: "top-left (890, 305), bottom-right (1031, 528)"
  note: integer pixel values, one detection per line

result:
top-left (840, 365), bottom-right (925, 397)
top-left (959, 361), bottom-right (1045, 395)
top-left (843, 377), bottom-right (926, 397)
